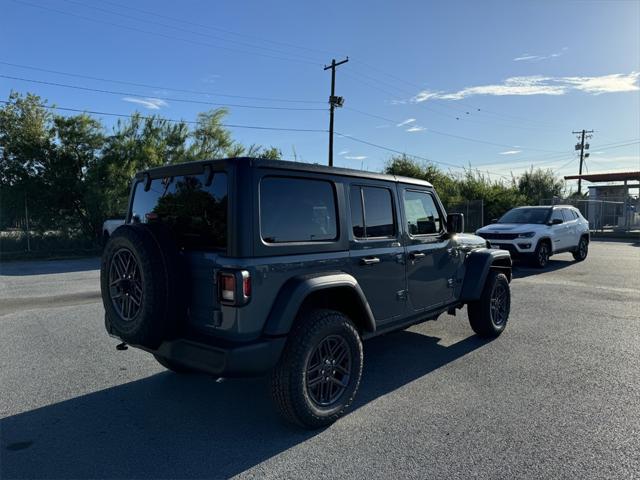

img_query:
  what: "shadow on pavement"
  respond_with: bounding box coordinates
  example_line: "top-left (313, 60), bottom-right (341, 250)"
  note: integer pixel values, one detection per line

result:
top-left (0, 331), bottom-right (487, 479)
top-left (511, 257), bottom-right (576, 279)
top-left (0, 257), bottom-right (100, 276)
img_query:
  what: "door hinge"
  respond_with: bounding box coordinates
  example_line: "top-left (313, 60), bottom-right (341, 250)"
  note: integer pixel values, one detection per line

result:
top-left (396, 289), bottom-right (408, 301)
top-left (447, 278), bottom-right (455, 288)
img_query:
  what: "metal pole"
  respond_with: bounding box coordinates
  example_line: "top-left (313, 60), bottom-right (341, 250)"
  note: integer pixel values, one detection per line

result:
top-left (24, 192), bottom-right (31, 252)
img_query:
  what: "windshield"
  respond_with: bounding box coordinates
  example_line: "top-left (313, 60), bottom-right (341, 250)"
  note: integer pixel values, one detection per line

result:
top-left (130, 171), bottom-right (228, 250)
top-left (498, 207), bottom-right (550, 224)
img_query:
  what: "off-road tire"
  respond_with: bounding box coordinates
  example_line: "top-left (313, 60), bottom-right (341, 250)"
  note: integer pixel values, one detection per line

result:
top-left (270, 309), bottom-right (363, 429)
top-left (100, 224), bottom-right (187, 349)
top-left (153, 354), bottom-right (195, 373)
top-left (531, 239), bottom-right (551, 268)
top-left (572, 236), bottom-right (589, 261)
top-left (468, 271), bottom-right (510, 338)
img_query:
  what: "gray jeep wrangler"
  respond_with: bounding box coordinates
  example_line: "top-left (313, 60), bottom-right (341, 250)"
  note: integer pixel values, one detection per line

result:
top-left (101, 158), bottom-right (512, 428)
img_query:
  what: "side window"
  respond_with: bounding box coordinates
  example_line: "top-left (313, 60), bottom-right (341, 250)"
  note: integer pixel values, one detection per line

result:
top-left (562, 209), bottom-right (574, 222)
top-left (260, 177), bottom-right (337, 243)
top-left (350, 185), bottom-right (395, 239)
top-left (350, 186), bottom-right (365, 238)
top-left (551, 209), bottom-right (563, 223)
top-left (403, 190), bottom-right (443, 235)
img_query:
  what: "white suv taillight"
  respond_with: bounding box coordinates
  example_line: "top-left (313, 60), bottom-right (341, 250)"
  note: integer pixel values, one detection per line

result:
top-left (218, 270), bottom-right (251, 306)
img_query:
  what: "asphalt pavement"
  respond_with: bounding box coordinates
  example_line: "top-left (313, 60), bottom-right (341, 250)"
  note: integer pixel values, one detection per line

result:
top-left (1, 241), bottom-right (638, 479)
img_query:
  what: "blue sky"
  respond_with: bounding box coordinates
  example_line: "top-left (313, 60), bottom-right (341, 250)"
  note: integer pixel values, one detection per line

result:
top-left (1, 0), bottom-right (639, 187)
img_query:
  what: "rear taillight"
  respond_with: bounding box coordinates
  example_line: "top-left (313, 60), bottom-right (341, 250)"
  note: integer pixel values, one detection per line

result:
top-left (218, 270), bottom-right (251, 306)
top-left (219, 273), bottom-right (236, 302)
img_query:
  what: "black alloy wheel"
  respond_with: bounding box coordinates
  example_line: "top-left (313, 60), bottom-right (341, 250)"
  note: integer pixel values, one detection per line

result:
top-left (108, 248), bottom-right (143, 321)
top-left (270, 309), bottom-right (363, 428)
top-left (305, 335), bottom-right (352, 407)
top-left (536, 241), bottom-right (550, 268)
top-left (490, 280), bottom-right (509, 326)
top-left (573, 237), bottom-right (588, 261)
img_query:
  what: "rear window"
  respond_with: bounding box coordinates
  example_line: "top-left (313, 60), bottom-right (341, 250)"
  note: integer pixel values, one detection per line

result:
top-left (260, 177), bottom-right (338, 243)
top-left (130, 171), bottom-right (228, 250)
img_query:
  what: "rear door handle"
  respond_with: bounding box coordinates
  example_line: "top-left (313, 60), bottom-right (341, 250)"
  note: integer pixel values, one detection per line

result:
top-left (360, 257), bottom-right (380, 265)
top-left (409, 252), bottom-right (426, 260)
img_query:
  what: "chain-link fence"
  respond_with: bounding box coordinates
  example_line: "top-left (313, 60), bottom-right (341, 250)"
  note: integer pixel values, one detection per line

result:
top-left (540, 196), bottom-right (640, 233)
top-left (1, 211), bottom-right (99, 260)
top-left (447, 200), bottom-right (484, 233)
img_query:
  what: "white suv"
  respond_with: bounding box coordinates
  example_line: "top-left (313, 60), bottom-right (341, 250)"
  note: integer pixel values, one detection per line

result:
top-left (476, 205), bottom-right (590, 268)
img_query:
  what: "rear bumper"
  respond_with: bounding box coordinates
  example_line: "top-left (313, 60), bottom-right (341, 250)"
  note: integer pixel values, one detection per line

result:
top-left (145, 336), bottom-right (287, 377)
top-left (105, 314), bottom-right (286, 377)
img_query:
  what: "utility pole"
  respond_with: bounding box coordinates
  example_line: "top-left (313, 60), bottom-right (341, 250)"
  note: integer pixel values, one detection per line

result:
top-left (572, 129), bottom-right (594, 194)
top-left (324, 57), bottom-right (348, 167)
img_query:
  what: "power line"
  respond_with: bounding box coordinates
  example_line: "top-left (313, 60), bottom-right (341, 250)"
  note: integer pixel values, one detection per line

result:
top-left (57, 0), bottom-right (324, 66)
top-left (0, 74), bottom-right (326, 112)
top-left (344, 106), bottom-right (566, 153)
top-left (11, 0), bottom-right (321, 67)
top-left (0, 100), bottom-right (328, 133)
top-left (553, 157), bottom-right (578, 173)
top-left (335, 131), bottom-right (512, 179)
top-left (98, 0), bottom-right (336, 58)
top-left (0, 61), bottom-right (324, 104)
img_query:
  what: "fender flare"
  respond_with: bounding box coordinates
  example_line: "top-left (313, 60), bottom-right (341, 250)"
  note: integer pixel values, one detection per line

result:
top-left (460, 248), bottom-right (512, 302)
top-left (262, 272), bottom-right (376, 336)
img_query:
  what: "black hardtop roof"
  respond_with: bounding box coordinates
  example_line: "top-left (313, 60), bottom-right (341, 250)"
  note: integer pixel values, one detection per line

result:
top-left (512, 205), bottom-right (576, 210)
top-left (137, 157), bottom-right (433, 188)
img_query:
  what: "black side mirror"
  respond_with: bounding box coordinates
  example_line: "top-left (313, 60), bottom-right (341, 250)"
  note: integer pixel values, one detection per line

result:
top-left (550, 218), bottom-right (563, 225)
top-left (491, 218), bottom-right (498, 224)
top-left (447, 213), bottom-right (464, 234)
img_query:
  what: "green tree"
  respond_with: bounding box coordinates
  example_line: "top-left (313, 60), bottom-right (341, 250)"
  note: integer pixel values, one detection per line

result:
top-left (0, 92), bottom-right (54, 230)
top-left (517, 168), bottom-right (565, 204)
top-left (44, 114), bottom-right (105, 236)
top-left (188, 108), bottom-right (239, 160)
top-left (384, 154), bottom-right (459, 206)
top-left (1, 92), bottom-right (283, 244)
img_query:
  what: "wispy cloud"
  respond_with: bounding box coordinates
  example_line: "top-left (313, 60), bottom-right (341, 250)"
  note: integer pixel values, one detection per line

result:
top-left (514, 47), bottom-right (568, 62)
top-left (406, 126), bottom-right (426, 132)
top-left (338, 150), bottom-right (349, 155)
top-left (202, 74), bottom-right (222, 84)
top-left (499, 150), bottom-right (522, 155)
top-left (122, 97), bottom-right (168, 110)
top-left (345, 155), bottom-right (367, 160)
top-left (411, 72), bottom-right (640, 101)
top-left (396, 118), bottom-right (416, 127)
top-left (563, 73), bottom-right (640, 94)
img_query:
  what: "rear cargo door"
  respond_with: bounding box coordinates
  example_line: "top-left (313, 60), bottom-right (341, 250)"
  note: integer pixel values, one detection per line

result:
top-left (129, 168), bottom-right (229, 330)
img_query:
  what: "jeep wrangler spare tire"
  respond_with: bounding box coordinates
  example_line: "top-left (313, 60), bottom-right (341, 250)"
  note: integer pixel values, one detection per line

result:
top-left (100, 224), bottom-right (186, 349)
